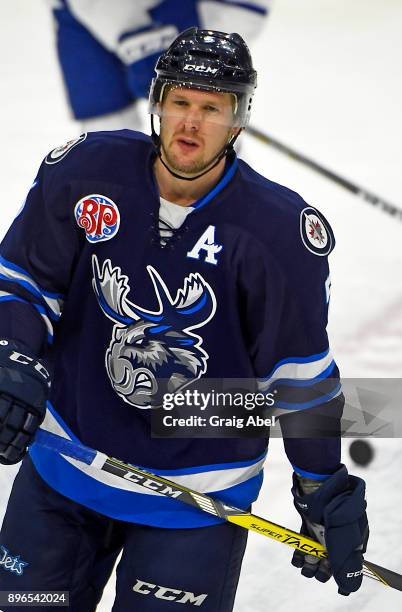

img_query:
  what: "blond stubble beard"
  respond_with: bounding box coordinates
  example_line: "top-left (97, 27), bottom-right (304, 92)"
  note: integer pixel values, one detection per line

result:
top-left (160, 128), bottom-right (232, 176)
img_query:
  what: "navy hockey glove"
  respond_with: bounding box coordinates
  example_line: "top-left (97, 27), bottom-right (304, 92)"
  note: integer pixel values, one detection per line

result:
top-left (291, 465), bottom-right (369, 595)
top-left (0, 339), bottom-right (50, 465)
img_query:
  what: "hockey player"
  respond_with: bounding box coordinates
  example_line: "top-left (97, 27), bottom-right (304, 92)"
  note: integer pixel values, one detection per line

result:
top-left (50, 0), bottom-right (272, 132)
top-left (0, 28), bottom-right (367, 611)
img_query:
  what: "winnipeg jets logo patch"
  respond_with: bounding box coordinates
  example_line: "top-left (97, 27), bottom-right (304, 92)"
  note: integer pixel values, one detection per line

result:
top-left (300, 207), bottom-right (333, 256)
top-left (75, 194), bottom-right (120, 243)
top-left (92, 256), bottom-right (217, 409)
top-left (45, 133), bottom-right (87, 164)
top-left (187, 225), bottom-right (223, 265)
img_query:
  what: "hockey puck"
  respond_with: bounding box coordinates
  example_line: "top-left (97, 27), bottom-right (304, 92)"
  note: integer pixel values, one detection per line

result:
top-left (349, 439), bottom-right (374, 466)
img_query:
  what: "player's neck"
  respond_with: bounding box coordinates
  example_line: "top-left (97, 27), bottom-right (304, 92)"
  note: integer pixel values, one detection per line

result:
top-left (153, 156), bottom-right (226, 207)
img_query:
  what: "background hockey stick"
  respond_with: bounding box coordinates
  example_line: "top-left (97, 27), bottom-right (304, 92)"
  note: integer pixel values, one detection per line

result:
top-left (33, 429), bottom-right (402, 592)
top-left (246, 126), bottom-right (402, 222)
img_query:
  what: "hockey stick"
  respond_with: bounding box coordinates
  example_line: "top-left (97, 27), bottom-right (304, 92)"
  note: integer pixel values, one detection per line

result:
top-left (246, 126), bottom-right (402, 221)
top-left (33, 429), bottom-right (402, 592)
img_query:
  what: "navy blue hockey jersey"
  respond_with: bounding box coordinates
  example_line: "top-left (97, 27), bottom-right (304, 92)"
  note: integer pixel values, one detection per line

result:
top-left (0, 131), bottom-right (342, 527)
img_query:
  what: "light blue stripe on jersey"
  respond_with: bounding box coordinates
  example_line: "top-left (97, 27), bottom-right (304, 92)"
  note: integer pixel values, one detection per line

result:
top-left (271, 360), bottom-right (336, 388)
top-left (192, 157), bottom-right (238, 210)
top-left (150, 451), bottom-right (267, 476)
top-left (41, 402), bottom-right (268, 474)
top-left (0, 255), bottom-right (63, 298)
top-left (258, 348), bottom-right (335, 391)
top-left (29, 403), bottom-right (267, 528)
top-left (0, 272), bottom-right (58, 309)
top-left (259, 348), bottom-right (330, 381)
top-left (0, 255), bottom-right (64, 324)
top-left (273, 383), bottom-right (342, 411)
top-left (29, 443), bottom-right (264, 528)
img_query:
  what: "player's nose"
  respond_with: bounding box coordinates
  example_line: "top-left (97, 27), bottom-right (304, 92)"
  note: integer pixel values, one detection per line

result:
top-left (183, 108), bottom-right (202, 131)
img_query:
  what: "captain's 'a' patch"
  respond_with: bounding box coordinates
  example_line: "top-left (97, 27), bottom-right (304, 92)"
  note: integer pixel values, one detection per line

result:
top-left (45, 133), bottom-right (87, 165)
top-left (300, 207), bottom-right (333, 256)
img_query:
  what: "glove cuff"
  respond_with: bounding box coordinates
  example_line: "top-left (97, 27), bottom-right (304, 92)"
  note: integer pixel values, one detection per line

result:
top-left (0, 339), bottom-right (50, 409)
top-left (292, 465), bottom-right (349, 524)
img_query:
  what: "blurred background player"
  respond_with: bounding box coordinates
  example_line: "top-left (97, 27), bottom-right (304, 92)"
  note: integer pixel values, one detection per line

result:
top-left (48, 0), bottom-right (272, 133)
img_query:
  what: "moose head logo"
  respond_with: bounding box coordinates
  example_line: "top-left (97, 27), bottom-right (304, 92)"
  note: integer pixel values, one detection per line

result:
top-left (92, 256), bottom-right (216, 408)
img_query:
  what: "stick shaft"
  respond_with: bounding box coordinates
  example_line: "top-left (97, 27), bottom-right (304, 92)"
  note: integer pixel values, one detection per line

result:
top-left (246, 126), bottom-right (402, 221)
top-left (33, 429), bottom-right (402, 591)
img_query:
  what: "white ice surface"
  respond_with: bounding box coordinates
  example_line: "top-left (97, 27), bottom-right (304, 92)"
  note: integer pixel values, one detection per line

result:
top-left (1, 1), bottom-right (402, 610)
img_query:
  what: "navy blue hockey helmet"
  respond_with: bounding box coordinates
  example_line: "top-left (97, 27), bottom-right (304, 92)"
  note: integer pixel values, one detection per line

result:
top-left (149, 27), bottom-right (257, 128)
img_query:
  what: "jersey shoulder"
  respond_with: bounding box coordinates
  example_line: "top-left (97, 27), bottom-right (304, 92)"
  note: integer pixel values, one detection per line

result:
top-left (236, 158), bottom-right (335, 258)
top-left (237, 157), bottom-right (310, 217)
top-left (43, 130), bottom-right (153, 182)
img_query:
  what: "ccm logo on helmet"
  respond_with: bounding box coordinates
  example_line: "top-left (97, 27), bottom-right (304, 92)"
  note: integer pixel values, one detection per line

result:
top-left (133, 579), bottom-right (208, 606)
top-left (183, 64), bottom-right (218, 75)
top-left (347, 570), bottom-right (364, 578)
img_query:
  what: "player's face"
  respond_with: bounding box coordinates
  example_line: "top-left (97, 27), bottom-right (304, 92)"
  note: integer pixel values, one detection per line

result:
top-left (159, 88), bottom-right (237, 175)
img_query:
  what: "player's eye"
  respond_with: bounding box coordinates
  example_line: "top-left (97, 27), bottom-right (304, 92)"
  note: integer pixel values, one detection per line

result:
top-left (204, 105), bottom-right (219, 113)
top-left (173, 100), bottom-right (188, 107)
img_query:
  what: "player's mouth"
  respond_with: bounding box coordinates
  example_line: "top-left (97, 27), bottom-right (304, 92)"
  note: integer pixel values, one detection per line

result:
top-left (174, 137), bottom-right (201, 153)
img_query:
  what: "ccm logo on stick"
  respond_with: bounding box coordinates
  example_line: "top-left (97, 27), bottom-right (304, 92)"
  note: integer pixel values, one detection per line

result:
top-left (133, 579), bottom-right (208, 606)
top-left (122, 471), bottom-right (182, 499)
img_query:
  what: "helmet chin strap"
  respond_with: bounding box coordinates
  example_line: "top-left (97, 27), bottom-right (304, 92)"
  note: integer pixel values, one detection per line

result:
top-left (150, 114), bottom-right (241, 181)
